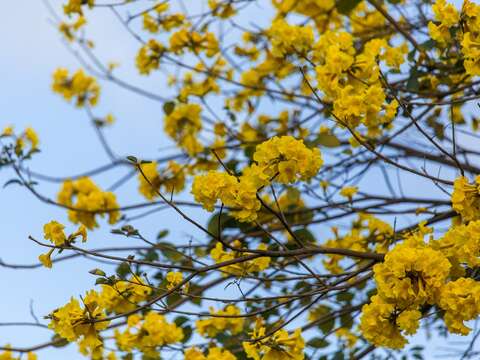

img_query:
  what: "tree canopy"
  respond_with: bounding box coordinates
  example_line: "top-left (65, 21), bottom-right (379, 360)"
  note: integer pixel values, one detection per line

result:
top-left (2, 0), bottom-right (480, 359)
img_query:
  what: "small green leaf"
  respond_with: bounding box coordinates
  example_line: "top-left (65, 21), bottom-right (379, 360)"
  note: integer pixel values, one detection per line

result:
top-left (316, 133), bottom-right (341, 148)
top-left (89, 268), bottom-right (106, 277)
top-left (163, 101), bottom-right (176, 115)
top-left (307, 337), bottom-right (329, 348)
top-left (336, 0), bottom-right (362, 14)
top-left (157, 229), bottom-right (169, 240)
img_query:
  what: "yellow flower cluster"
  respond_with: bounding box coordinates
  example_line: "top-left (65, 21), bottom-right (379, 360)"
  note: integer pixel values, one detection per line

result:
top-left (271, 0), bottom-right (339, 31)
top-left (314, 31), bottom-right (403, 136)
top-left (39, 220), bottom-right (87, 268)
top-left (169, 28), bottom-right (219, 57)
top-left (210, 241), bottom-right (271, 276)
top-left (59, 16), bottom-right (86, 42)
top-left (115, 312), bottom-right (184, 357)
top-left (428, 0), bottom-right (460, 45)
top-left (428, 0), bottom-right (480, 75)
top-left (438, 277), bottom-right (480, 335)
top-left (57, 177), bottom-right (121, 229)
top-left (136, 39), bottom-right (165, 75)
top-left (192, 136), bottom-right (321, 222)
top-left (268, 19), bottom-right (314, 58)
top-left (208, 0), bottom-right (236, 18)
top-left (195, 305), bottom-right (244, 338)
top-left (142, 3), bottom-right (186, 33)
top-left (243, 325), bottom-right (305, 360)
top-left (360, 295), bottom-right (421, 349)
top-left (433, 220), bottom-right (480, 272)
top-left (63, 0), bottom-right (94, 16)
top-left (451, 175), bottom-right (480, 221)
top-left (0, 351), bottom-right (37, 360)
top-left (164, 103), bottom-right (204, 156)
top-left (373, 240), bottom-right (451, 307)
top-left (98, 277), bottom-right (152, 314)
top-left (323, 213), bottom-right (393, 274)
top-left (253, 136), bottom-right (323, 184)
top-left (360, 231), bottom-right (453, 348)
top-left (3, 126), bottom-right (39, 157)
top-left (192, 170), bottom-right (260, 222)
top-left (52, 68), bottom-right (100, 107)
top-left (165, 271), bottom-right (184, 290)
top-left (137, 161), bottom-right (185, 200)
top-left (185, 346), bottom-right (237, 360)
top-left (48, 290), bottom-right (109, 355)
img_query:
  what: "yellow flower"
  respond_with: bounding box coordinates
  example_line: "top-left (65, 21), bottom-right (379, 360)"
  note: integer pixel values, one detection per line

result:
top-left (373, 237), bottom-right (451, 307)
top-left (48, 290), bottom-right (109, 353)
top-left (43, 220), bottom-right (67, 246)
top-left (339, 186), bottom-right (358, 200)
top-left (52, 68), bottom-right (100, 107)
top-left (24, 127), bottom-right (39, 150)
top-left (166, 271), bottom-right (183, 290)
top-left (438, 278), bottom-right (480, 335)
top-left (136, 39), bottom-right (165, 75)
top-left (196, 305), bottom-right (244, 338)
top-left (268, 19), bottom-right (314, 58)
top-left (359, 295), bottom-right (417, 349)
top-left (451, 175), bottom-right (480, 221)
top-left (243, 326), bottom-right (305, 360)
top-left (39, 249), bottom-right (54, 269)
top-left (253, 136), bottom-right (323, 184)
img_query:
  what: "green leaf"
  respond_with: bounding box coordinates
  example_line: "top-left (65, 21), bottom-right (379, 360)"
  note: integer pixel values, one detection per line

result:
top-left (307, 337), bottom-right (329, 348)
top-left (157, 242), bottom-right (183, 261)
top-left (336, 0), bottom-right (362, 14)
top-left (407, 67), bottom-right (420, 92)
top-left (163, 101), bottom-right (175, 115)
top-left (340, 313), bottom-right (354, 328)
top-left (319, 318), bottom-right (335, 334)
top-left (157, 229), bottom-right (169, 240)
top-left (126, 155), bottom-right (138, 163)
top-left (51, 334), bottom-right (69, 348)
top-left (292, 228), bottom-right (316, 244)
top-left (316, 133), bottom-right (341, 148)
top-left (207, 212), bottom-right (238, 237)
top-left (89, 268), bottom-right (106, 277)
top-left (95, 277), bottom-right (109, 285)
top-left (3, 179), bottom-right (23, 188)
top-left (337, 291), bottom-right (354, 302)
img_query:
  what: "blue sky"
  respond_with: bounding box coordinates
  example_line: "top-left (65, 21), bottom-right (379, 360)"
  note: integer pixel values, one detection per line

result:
top-left (0, 1), bottom-right (477, 359)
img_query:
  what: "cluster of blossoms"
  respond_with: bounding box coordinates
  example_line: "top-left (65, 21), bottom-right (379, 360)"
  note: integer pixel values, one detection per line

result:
top-left (47, 275), bottom-right (152, 357)
top-left (192, 136), bottom-right (322, 222)
top-left (451, 175), bottom-right (480, 221)
top-left (184, 347), bottom-right (237, 360)
top-left (210, 241), bottom-right (271, 277)
top-left (428, 0), bottom-right (480, 76)
top-left (361, 219), bottom-right (480, 348)
top-left (63, 0), bottom-right (94, 16)
top-left (195, 305), bottom-right (244, 338)
top-left (142, 3), bottom-right (185, 34)
top-left (57, 177), bottom-right (121, 229)
top-left (38, 220), bottom-right (87, 268)
top-left (1, 125), bottom-right (39, 156)
top-left (243, 321), bottom-right (305, 360)
top-left (48, 290), bottom-right (110, 357)
top-left (52, 68), bottom-right (100, 107)
top-left (323, 213), bottom-right (393, 274)
top-left (163, 103), bottom-right (204, 156)
top-left (137, 161), bottom-right (186, 200)
top-left (114, 312), bottom-right (184, 357)
top-left (97, 277), bottom-right (152, 314)
top-left (0, 351), bottom-right (37, 360)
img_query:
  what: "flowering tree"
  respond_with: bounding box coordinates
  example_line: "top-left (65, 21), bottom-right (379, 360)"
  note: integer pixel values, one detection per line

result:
top-left (2, 0), bottom-right (480, 359)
